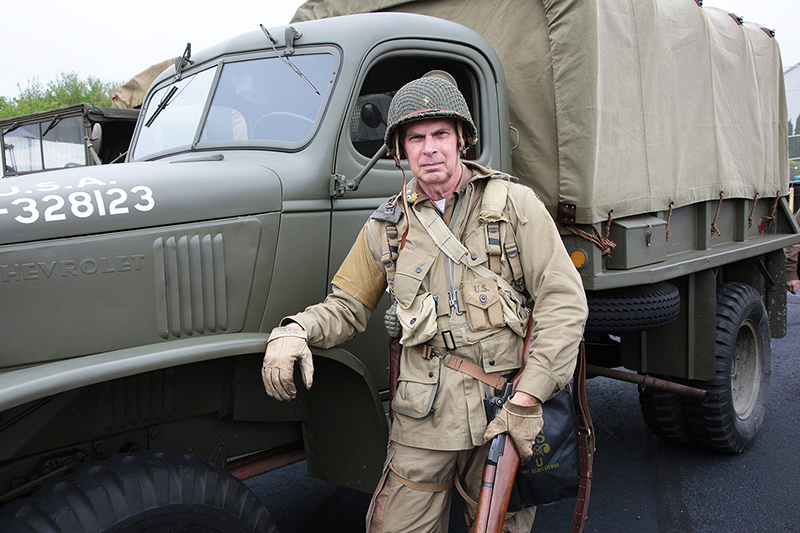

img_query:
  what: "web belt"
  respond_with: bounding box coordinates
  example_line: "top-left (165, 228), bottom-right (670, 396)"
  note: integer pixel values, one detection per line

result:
top-left (414, 344), bottom-right (508, 392)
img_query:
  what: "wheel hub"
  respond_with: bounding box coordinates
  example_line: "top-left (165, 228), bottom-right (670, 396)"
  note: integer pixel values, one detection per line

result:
top-left (731, 318), bottom-right (762, 420)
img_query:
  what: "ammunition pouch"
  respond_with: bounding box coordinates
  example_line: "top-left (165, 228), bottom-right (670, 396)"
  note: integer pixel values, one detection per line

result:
top-left (395, 292), bottom-right (438, 347)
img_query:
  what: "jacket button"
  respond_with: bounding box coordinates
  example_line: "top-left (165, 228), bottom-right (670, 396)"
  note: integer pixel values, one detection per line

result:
top-left (471, 254), bottom-right (478, 260)
top-left (488, 359), bottom-right (496, 366)
top-left (429, 371), bottom-right (435, 377)
top-left (416, 267), bottom-right (422, 273)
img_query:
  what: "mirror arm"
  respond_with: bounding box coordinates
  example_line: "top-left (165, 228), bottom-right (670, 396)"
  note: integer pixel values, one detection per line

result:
top-left (331, 144), bottom-right (389, 198)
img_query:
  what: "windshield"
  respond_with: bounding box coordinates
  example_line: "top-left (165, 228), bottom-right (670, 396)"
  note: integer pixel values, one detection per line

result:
top-left (132, 68), bottom-right (217, 159)
top-left (2, 115), bottom-right (85, 176)
top-left (132, 52), bottom-right (336, 159)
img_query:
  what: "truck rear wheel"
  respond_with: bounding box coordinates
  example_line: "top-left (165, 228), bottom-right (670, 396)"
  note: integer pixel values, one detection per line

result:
top-left (685, 283), bottom-right (771, 454)
top-left (585, 282), bottom-right (680, 333)
top-left (639, 385), bottom-right (694, 444)
top-left (0, 451), bottom-right (277, 533)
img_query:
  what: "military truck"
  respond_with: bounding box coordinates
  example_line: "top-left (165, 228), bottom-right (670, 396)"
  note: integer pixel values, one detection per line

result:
top-left (0, 0), bottom-right (795, 530)
top-left (1, 104), bottom-right (138, 177)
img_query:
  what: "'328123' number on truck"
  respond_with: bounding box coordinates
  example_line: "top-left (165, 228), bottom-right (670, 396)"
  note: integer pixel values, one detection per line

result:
top-left (0, 177), bottom-right (155, 224)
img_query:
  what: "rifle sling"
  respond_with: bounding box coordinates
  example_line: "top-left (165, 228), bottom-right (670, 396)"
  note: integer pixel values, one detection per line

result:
top-left (571, 341), bottom-right (594, 533)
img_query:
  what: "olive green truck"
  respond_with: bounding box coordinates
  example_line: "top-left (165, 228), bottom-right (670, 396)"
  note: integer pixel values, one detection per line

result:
top-left (0, 0), bottom-right (796, 530)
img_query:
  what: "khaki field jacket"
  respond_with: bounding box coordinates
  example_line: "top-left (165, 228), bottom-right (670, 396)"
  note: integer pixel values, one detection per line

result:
top-left (288, 162), bottom-right (588, 450)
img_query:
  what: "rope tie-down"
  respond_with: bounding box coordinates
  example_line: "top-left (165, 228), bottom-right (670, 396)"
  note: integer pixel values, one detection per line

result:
top-left (762, 192), bottom-right (781, 228)
top-left (565, 210), bottom-right (617, 257)
top-left (710, 191), bottom-right (724, 236)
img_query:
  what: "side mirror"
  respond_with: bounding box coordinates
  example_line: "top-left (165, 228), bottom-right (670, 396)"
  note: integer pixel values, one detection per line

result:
top-left (361, 103), bottom-right (384, 129)
top-left (91, 123), bottom-right (103, 155)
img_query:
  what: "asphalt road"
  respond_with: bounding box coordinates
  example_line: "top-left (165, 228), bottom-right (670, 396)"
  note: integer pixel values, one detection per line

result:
top-left (247, 293), bottom-right (800, 533)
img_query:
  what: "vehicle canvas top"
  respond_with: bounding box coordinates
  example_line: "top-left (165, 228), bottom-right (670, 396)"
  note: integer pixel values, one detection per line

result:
top-left (1, 104), bottom-right (139, 177)
top-left (294, 0), bottom-right (789, 224)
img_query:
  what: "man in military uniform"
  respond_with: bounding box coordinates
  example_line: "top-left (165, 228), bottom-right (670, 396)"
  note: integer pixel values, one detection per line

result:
top-left (261, 74), bottom-right (588, 532)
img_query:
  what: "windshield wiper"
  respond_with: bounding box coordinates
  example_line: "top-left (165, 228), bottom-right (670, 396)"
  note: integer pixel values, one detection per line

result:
top-left (2, 122), bottom-right (21, 136)
top-left (260, 24), bottom-right (320, 96)
top-left (145, 85), bottom-right (178, 128)
top-left (41, 115), bottom-right (64, 138)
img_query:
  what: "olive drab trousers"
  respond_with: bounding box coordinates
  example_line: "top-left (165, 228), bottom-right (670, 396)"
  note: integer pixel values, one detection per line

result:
top-left (365, 441), bottom-right (536, 533)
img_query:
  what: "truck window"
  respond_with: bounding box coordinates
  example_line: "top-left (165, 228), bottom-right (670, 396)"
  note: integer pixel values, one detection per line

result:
top-left (202, 53), bottom-right (335, 144)
top-left (132, 53), bottom-right (336, 159)
top-left (3, 123), bottom-right (42, 174)
top-left (2, 115), bottom-right (85, 175)
top-left (42, 115), bottom-right (84, 169)
top-left (132, 67), bottom-right (218, 159)
top-left (350, 57), bottom-right (479, 159)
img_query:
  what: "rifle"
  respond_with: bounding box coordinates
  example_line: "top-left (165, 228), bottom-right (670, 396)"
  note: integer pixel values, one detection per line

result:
top-left (474, 321), bottom-right (594, 533)
top-left (473, 317), bottom-right (535, 532)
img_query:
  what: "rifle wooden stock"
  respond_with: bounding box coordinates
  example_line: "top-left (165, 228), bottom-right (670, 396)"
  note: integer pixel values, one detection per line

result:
top-left (474, 317), bottom-right (536, 533)
top-left (476, 434), bottom-right (521, 532)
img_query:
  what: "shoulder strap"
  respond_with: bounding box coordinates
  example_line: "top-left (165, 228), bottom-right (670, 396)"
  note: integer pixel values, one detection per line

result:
top-left (373, 195), bottom-right (402, 287)
top-left (414, 204), bottom-right (522, 300)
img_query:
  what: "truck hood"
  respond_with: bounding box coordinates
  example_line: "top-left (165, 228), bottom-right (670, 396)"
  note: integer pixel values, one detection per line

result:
top-left (0, 159), bottom-right (283, 246)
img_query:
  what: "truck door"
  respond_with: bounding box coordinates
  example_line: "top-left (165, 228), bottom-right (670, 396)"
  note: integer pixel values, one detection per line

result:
top-left (330, 40), bottom-right (507, 389)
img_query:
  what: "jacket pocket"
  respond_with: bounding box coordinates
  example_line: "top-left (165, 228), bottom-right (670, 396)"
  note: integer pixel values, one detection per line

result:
top-left (393, 246), bottom-right (436, 308)
top-left (392, 355), bottom-right (441, 419)
top-left (396, 293), bottom-right (438, 347)
top-left (480, 328), bottom-right (524, 374)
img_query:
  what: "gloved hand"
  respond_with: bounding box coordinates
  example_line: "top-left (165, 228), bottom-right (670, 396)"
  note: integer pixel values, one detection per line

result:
top-left (261, 326), bottom-right (314, 401)
top-left (483, 401), bottom-right (544, 464)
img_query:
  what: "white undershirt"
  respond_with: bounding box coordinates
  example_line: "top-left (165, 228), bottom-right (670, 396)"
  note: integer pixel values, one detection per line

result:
top-left (433, 198), bottom-right (446, 213)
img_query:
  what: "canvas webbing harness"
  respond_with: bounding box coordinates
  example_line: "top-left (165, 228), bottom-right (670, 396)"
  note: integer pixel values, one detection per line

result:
top-left (380, 177), bottom-right (528, 391)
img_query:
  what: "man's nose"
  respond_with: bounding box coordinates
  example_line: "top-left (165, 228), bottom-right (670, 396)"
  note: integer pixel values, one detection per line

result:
top-left (422, 135), bottom-right (437, 154)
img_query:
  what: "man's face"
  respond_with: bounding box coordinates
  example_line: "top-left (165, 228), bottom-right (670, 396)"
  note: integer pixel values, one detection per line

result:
top-left (402, 118), bottom-right (461, 191)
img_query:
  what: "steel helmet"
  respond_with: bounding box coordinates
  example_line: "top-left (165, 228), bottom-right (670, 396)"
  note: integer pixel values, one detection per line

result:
top-left (384, 75), bottom-right (478, 157)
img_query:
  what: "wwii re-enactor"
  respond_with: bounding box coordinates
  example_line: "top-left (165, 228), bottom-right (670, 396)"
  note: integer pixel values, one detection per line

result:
top-left (261, 74), bottom-right (588, 532)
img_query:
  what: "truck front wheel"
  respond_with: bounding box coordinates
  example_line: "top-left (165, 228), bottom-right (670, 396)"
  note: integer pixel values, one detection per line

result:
top-left (685, 282), bottom-right (771, 454)
top-left (0, 451), bottom-right (277, 533)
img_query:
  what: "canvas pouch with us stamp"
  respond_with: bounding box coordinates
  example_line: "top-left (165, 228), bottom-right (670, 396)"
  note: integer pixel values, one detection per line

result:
top-left (462, 276), bottom-right (505, 331)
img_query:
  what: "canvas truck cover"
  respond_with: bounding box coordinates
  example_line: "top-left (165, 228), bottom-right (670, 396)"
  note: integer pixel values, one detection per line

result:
top-left (294, 0), bottom-right (788, 224)
top-left (112, 59), bottom-right (174, 109)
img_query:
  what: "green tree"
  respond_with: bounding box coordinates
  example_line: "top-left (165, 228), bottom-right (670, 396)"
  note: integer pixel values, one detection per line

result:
top-left (0, 72), bottom-right (119, 120)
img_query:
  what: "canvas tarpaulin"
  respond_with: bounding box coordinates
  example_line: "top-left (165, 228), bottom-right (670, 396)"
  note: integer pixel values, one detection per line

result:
top-left (112, 59), bottom-right (174, 110)
top-left (294, 0), bottom-right (788, 224)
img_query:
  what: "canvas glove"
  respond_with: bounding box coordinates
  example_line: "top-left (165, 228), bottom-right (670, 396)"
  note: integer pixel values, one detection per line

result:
top-left (483, 401), bottom-right (544, 464)
top-left (261, 326), bottom-right (314, 401)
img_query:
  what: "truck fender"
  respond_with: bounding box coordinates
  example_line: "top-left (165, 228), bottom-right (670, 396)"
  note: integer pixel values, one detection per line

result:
top-left (298, 346), bottom-right (390, 491)
top-left (0, 334), bottom-right (271, 413)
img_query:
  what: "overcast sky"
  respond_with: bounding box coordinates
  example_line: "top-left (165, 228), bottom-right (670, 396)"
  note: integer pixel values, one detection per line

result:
top-left (3, 0), bottom-right (799, 101)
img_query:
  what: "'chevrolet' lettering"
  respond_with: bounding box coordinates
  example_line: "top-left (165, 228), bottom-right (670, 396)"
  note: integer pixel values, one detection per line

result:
top-left (1, 255), bottom-right (145, 282)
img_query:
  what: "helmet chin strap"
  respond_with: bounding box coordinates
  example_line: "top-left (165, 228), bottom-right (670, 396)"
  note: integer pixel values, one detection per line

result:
top-left (394, 155), bottom-right (411, 250)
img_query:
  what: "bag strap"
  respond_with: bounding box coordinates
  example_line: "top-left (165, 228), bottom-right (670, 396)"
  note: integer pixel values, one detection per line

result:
top-left (414, 203), bottom-right (524, 302)
top-left (571, 341), bottom-right (595, 533)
